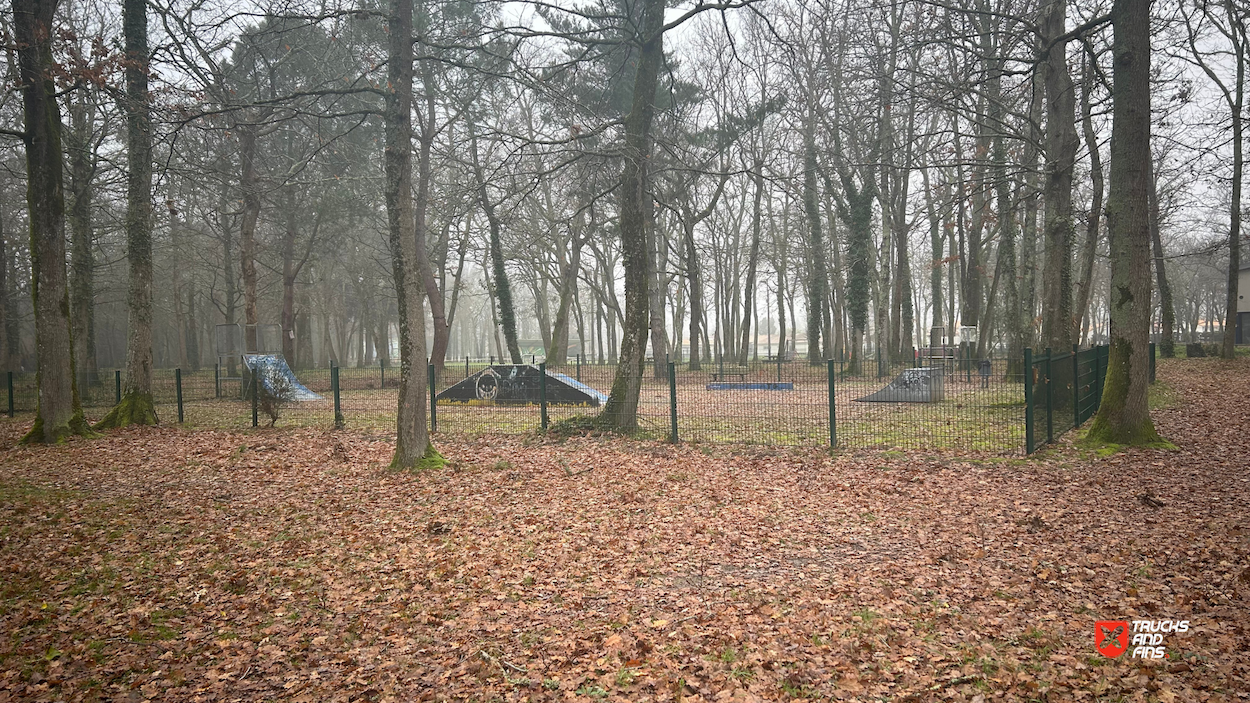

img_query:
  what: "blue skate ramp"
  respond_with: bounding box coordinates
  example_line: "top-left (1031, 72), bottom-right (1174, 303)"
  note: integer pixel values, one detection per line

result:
top-left (243, 354), bottom-right (322, 401)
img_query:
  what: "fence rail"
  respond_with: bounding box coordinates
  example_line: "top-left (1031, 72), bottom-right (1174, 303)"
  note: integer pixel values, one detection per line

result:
top-left (3, 345), bottom-right (1144, 454)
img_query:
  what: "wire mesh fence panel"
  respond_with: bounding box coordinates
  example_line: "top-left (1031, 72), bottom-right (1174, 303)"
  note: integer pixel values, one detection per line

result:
top-left (1047, 349), bottom-right (1076, 441)
top-left (3, 346), bottom-right (1121, 456)
top-left (1025, 346), bottom-right (1107, 454)
top-left (669, 360), bottom-right (829, 446)
top-left (832, 356), bottom-right (1025, 453)
top-left (1074, 347), bottom-right (1102, 426)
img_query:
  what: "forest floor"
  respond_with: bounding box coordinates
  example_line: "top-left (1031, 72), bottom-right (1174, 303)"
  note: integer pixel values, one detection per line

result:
top-left (0, 358), bottom-right (1247, 702)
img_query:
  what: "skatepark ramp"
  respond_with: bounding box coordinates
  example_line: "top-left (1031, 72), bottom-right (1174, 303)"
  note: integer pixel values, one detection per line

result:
top-left (243, 354), bottom-right (322, 401)
top-left (854, 367), bottom-right (945, 403)
top-left (438, 365), bottom-right (608, 406)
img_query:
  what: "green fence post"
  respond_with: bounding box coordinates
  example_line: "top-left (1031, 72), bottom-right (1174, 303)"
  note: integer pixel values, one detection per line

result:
top-left (214, 363), bottom-right (220, 399)
top-left (668, 361), bottom-right (678, 443)
top-left (380, 358), bottom-right (385, 389)
top-left (1072, 344), bottom-right (1080, 428)
top-left (6, 371), bottom-right (13, 417)
top-left (538, 362), bottom-right (548, 430)
top-left (827, 359), bottom-right (837, 449)
top-left (1044, 347), bottom-right (1054, 445)
top-left (1024, 348), bottom-right (1034, 454)
top-left (176, 368), bottom-right (184, 424)
top-left (251, 373), bottom-right (259, 428)
top-left (332, 364), bottom-right (343, 429)
top-left (1149, 342), bottom-right (1156, 384)
top-left (428, 362), bottom-right (438, 433)
top-left (776, 356), bottom-right (782, 382)
top-left (115, 369), bottom-right (122, 405)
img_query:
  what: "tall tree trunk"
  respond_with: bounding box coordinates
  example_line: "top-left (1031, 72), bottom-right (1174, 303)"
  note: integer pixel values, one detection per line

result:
top-left (1148, 160), bottom-right (1176, 358)
top-left (185, 285), bottom-right (200, 370)
top-left (14, 0), bottom-right (90, 441)
top-left (416, 65), bottom-right (450, 371)
top-left (97, 0), bottom-right (157, 428)
top-left (1222, 7), bottom-right (1243, 358)
top-left (170, 199), bottom-right (189, 368)
top-left (238, 124), bottom-right (260, 351)
top-left (684, 219), bottom-right (704, 370)
top-left (482, 258), bottom-right (505, 361)
top-left (1074, 47), bottom-right (1105, 345)
top-left (384, 0), bottom-right (433, 468)
top-left (600, 0), bottom-right (664, 431)
top-left (1040, 0), bottom-right (1079, 350)
top-left (280, 190), bottom-right (297, 362)
top-left (1021, 62), bottom-right (1045, 347)
top-left (962, 100), bottom-right (987, 344)
top-left (0, 204), bottom-right (9, 372)
top-left (547, 231), bottom-right (583, 365)
top-left (838, 176), bottom-right (875, 374)
top-left (739, 163), bottom-right (764, 365)
top-left (220, 176), bottom-right (238, 376)
top-left (986, 40), bottom-right (1022, 372)
top-left (67, 92), bottom-right (98, 388)
top-left (1087, 0), bottom-right (1160, 445)
top-left (801, 107), bottom-right (827, 364)
top-left (922, 168), bottom-right (943, 347)
top-left (647, 196), bottom-right (668, 377)
top-left (676, 176), bottom-right (725, 372)
top-left (468, 119), bottom-right (522, 364)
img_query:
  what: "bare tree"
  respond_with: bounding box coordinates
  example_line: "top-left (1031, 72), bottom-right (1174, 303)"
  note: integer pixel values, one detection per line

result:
top-left (1087, 0), bottom-right (1160, 445)
top-left (97, 0), bottom-right (158, 428)
top-left (385, 0), bottom-right (434, 467)
top-left (12, 0), bottom-right (91, 442)
top-left (1180, 0), bottom-right (1245, 359)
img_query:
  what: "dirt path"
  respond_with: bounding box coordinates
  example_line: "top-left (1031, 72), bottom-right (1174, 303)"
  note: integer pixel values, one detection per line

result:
top-left (0, 358), bottom-right (1246, 702)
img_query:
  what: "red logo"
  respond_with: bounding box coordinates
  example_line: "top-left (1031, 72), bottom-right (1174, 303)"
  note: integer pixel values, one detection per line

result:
top-left (1096, 620), bottom-right (1129, 658)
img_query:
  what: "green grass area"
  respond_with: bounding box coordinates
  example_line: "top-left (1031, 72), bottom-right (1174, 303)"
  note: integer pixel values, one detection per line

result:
top-left (1148, 380), bottom-right (1182, 410)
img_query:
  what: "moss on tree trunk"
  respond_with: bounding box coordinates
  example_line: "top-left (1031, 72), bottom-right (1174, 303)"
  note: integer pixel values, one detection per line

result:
top-left (93, 391), bottom-right (158, 430)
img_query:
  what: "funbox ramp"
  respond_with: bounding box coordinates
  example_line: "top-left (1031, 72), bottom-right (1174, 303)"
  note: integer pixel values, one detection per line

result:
top-left (243, 354), bottom-right (323, 401)
top-left (437, 364), bottom-right (608, 406)
top-left (854, 367), bottom-right (945, 403)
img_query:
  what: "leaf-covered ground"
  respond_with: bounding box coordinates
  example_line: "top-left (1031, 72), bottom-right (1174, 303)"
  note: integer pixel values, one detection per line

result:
top-left (1, 358), bottom-right (1247, 702)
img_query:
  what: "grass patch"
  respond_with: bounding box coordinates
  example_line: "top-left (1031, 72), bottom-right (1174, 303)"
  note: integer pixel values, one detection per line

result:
top-left (1148, 381), bottom-right (1182, 410)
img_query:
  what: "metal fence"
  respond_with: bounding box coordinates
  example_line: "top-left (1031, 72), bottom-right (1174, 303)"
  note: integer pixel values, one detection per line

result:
top-left (3, 345), bottom-right (1139, 455)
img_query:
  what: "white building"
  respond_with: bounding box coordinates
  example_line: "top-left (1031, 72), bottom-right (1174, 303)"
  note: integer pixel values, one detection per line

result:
top-left (1239, 263), bottom-right (1250, 345)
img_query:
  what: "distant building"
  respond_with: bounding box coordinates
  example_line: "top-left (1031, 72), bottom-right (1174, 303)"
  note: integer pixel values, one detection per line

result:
top-left (1239, 263), bottom-right (1250, 345)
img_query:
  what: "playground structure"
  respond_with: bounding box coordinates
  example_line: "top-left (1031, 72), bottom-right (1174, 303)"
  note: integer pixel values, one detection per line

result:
top-left (215, 323), bottom-right (321, 402)
top-left (437, 364), bottom-right (608, 406)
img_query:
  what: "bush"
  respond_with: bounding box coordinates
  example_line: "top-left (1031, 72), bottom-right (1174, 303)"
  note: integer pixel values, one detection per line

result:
top-left (257, 371), bottom-right (296, 426)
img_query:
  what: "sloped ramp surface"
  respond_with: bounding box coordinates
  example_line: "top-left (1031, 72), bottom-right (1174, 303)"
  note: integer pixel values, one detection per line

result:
top-left (437, 365), bottom-right (607, 406)
top-left (855, 367), bottom-right (944, 403)
top-left (244, 354), bottom-right (323, 401)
